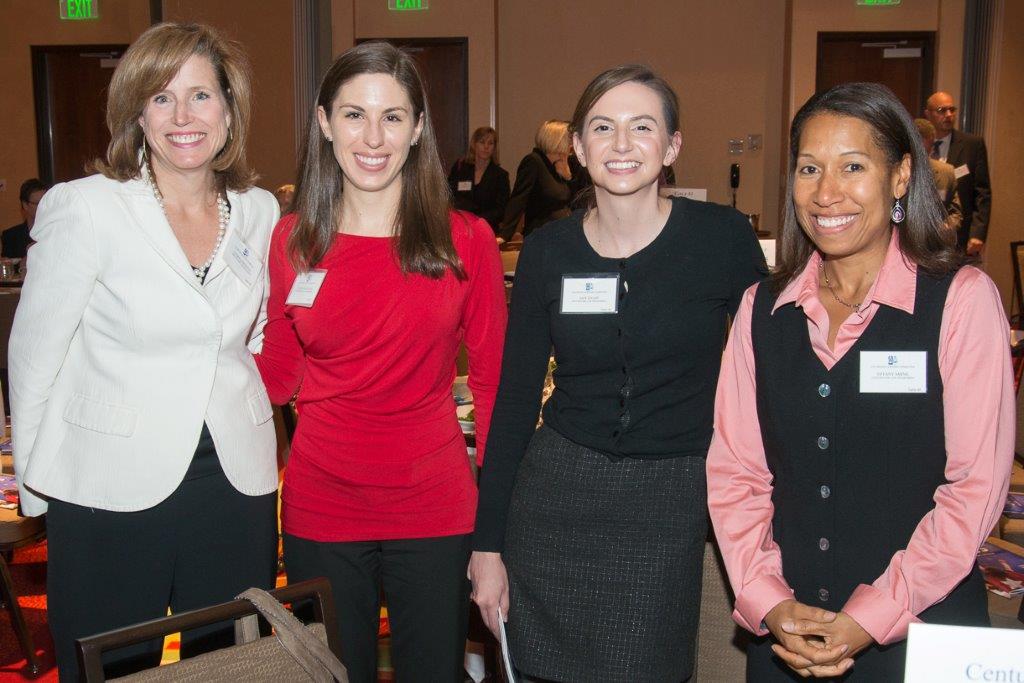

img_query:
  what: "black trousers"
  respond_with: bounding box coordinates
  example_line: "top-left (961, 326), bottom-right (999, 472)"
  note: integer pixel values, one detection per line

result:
top-left (46, 436), bottom-right (278, 682)
top-left (283, 532), bottom-right (471, 683)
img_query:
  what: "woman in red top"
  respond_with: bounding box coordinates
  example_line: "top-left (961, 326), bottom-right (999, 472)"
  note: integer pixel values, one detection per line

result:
top-left (255, 42), bottom-right (506, 682)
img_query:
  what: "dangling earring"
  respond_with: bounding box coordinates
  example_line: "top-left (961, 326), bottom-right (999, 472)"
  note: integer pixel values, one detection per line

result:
top-left (891, 197), bottom-right (906, 224)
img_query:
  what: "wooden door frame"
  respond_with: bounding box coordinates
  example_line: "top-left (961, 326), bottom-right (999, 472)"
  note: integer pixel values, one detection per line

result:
top-left (816, 31), bottom-right (936, 105)
top-left (31, 44), bottom-right (126, 185)
top-left (355, 36), bottom-right (469, 159)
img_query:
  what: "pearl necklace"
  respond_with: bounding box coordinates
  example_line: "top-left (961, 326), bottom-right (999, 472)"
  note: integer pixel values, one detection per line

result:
top-left (143, 162), bottom-right (229, 283)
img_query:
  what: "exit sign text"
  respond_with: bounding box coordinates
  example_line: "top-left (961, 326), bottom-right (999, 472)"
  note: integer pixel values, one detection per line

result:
top-left (61, 0), bottom-right (100, 20)
top-left (388, 0), bottom-right (429, 10)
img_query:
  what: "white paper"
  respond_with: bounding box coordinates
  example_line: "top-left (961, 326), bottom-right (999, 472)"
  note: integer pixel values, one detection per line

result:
top-left (285, 270), bottom-right (327, 307)
top-left (560, 275), bottom-right (618, 314)
top-left (954, 164), bottom-right (970, 179)
top-left (759, 239), bottom-right (776, 269)
top-left (225, 232), bottom-right (260, 286)
top-left (859, 351), bottom-right (927, 393)
top-left (457, 180), bottom-right (472, 192)
top-left (904, 622), bottom-right (1024, 682)
top-left (497, 607), bottom-right (517, 683)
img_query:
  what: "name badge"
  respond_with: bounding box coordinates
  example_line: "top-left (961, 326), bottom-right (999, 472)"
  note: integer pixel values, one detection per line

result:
top-left (859, 351), bottom-right (926, 393)
top-left (905, 622), bottom-right (1024, 682)
top-left (560, 273), bottom-right (619, 314)
top-left (225, 232), bottom-right (260, 286)
top-left (457, 180), bottom-right (472, 192)
top-left (954, 164), bottom-right (970, 179)
top-left (286, 270), bottom-right (327, 308)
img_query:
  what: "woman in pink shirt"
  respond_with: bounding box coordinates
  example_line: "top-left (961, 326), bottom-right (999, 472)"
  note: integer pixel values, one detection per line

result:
top-left (707, 82), bottom-right (1014, 680)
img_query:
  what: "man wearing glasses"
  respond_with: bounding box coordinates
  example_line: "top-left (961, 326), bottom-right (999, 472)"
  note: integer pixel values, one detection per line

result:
top-left (924, 92), bottom-right (991, 258)
top-left (2, 179), bottom-right (49, 258)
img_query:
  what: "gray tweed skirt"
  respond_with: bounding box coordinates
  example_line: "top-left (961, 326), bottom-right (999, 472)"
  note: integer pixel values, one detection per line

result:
top-left (503, 426), bottom-right (707, 682)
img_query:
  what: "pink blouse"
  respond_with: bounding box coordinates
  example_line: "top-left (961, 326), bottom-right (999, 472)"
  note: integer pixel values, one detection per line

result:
top-left (707, 232), bottom-right (1015, 645)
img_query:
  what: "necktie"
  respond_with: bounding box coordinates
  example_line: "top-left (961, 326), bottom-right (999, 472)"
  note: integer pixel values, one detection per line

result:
top-left (931, 140), bottom-right (942, 160)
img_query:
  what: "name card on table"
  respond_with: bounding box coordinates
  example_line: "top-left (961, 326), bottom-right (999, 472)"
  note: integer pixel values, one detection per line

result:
top-left (659, 187), bottom-right (707, 202)
top-left (904, 622), bottom-right (1024, 682)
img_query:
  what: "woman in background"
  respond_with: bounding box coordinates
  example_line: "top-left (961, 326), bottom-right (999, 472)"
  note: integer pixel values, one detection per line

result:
top-left (10, 22), bottom-right (279, 681)
top-left (256, 42), bottom-right (506, 682)
top-left (470, 65), bottom-right (766, 682)
top-left (498, 119), bottom-right (572, 241)
top-left (448, 126), bottom-right (510, 235)
top-left (707, 82), bottom-right (1013, 680)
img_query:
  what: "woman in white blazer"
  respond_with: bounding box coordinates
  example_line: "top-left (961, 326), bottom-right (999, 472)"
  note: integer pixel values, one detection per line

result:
top-left (9, 23), bottom-right (279, 681)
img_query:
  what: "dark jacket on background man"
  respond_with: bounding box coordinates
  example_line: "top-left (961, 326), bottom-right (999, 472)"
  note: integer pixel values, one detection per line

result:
top-left (944, 129), bottom-right (991, 247)
top-left (1, 223), bottom-right (32, 258)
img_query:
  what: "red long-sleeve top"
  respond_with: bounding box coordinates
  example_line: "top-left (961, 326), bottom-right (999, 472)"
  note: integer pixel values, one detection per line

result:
top-left (256, 212), bottom-right (507, 542)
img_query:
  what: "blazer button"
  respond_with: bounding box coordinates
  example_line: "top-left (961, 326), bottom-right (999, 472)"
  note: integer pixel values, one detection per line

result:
top-left (820, 485), bottom-right (831, 499)
top-left (819, 537), bottom-right (830, 551)
top-left (818, 588), bottom-right (830, 602)
top-left (817, 436), bottom-right (829, 450)
top-left (818, 383), bottom-right (831, 398)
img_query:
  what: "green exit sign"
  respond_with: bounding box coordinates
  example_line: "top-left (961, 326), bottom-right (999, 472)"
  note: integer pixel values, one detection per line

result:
top-left (389, 0), bottom-right (428, 10)
top-left (60, 0), bottom-right (100, 20)
top-left (857, 0), bottom-right (901, 5)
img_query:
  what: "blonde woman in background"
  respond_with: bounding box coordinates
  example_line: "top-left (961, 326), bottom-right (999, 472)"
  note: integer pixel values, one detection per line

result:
top-left (498, 119), bottom-right (573, 241)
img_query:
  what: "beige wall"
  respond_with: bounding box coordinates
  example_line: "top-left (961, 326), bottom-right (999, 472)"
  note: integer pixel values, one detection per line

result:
top-left (0, 0), bottom-right (151, 227)
top-left (788, 0), bottom-right (964, 121)
top-left (983, 1), bottom-right (1024, 312)
top-left (498, 0), bottom-right (788, 226)
top-left (162, 0), bottom-right (298, 194)
top-left (331, 0), bottom-right (496, 150)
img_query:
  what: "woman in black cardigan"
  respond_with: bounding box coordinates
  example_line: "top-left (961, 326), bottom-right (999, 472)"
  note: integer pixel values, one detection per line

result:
top-left (448, 126), bottom-right (510, 235)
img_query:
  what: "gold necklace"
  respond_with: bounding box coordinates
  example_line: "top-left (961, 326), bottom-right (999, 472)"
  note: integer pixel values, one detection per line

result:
top-left (819, 261), bottom-right (862, 312)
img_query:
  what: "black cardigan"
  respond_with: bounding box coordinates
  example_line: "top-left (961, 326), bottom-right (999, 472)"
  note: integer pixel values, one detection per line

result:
top-left (474, 197), bottom-right (768, 551)
top-left (447, 159), bottom-right (510, 234)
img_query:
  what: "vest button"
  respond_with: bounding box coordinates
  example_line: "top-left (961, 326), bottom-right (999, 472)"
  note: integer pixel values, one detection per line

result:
top-left (818, 588), bottom-right (830, 602)
top-left (820, 485), bottom-right (831, 499)
top-left (818, 383), bottom-right (831, 398)
top-left (817, 436), bottom-right (829, 450)
top-left (819, 537), bottom-right (830, 551)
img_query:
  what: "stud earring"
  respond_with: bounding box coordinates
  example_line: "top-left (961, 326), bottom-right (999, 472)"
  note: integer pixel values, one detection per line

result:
top-left (891, 197), bottom-right (906, 224)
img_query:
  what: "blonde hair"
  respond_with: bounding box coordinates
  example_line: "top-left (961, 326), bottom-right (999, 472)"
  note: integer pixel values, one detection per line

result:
top-left (534, 120), bottom-right (570, 156)
top-left (464, 126), bottom-right (497, 164)
top-left (91, 22), bottom-right (256, 191)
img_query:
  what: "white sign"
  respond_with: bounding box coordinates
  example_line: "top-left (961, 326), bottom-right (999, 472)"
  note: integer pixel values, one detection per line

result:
top-left (759, 239), bottom-right (776, 269)
top-left (660, 187), bottom-right (707, 202)
top-left (904, 622), bottom-right (1024, 682)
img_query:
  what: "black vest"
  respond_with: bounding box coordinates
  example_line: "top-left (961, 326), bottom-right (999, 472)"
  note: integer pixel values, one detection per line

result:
top-left (748, 270), bottom-right (988, 680)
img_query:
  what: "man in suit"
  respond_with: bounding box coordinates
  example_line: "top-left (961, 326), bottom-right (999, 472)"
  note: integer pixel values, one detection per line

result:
top-left (914, 118), bottom-right (963, 235)
top-left (924, 91), bottom-right (991, 257)
top-left (1, 178), bottom-right (48, 258)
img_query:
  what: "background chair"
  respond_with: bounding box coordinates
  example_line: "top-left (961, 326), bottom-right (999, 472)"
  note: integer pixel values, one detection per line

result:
top-left (0, 506), bottom-right (45, 677)
top-left (77, 578), bottom-right (343, 682)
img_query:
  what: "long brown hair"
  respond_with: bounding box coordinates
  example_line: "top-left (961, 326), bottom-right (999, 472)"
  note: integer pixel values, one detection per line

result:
top-left (91, 22), bottom-right (256, 191)
top-left (568, 65), bottom-right (680, 210)
top-left (772, 82), bottom-right (961, 291)
top-left (289, 41), bottom-right (461, 278)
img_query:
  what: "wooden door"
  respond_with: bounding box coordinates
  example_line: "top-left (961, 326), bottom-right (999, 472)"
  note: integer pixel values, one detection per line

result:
top-left (816, 32), bottom-right (935, 115)
top-left (32, 45), bottom-right (127, 184)
top-left (361, 38), bottom-right (469, 174)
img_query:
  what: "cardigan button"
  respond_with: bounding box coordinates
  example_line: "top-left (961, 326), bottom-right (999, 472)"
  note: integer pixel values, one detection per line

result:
top-left (818, 383), bottom-right (831, 398)
top-left (819, 537), bottom-right (830, 551)
top-left (818, 588), bottom-right (830, 602)
top-left (817, 436), bottom-right (829, 450)
top-left (820, 485), bottom-right (831, 499)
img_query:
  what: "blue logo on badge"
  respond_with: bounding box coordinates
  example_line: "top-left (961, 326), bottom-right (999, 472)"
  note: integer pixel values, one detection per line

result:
top-left (585, 282), bottom-right (593, 291)
top-left (887, 355), bottom-right (897, 365)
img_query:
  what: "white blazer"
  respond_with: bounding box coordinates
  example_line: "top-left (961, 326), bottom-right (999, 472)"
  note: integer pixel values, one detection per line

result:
top-left (10, 173), bottom-right (280, 516)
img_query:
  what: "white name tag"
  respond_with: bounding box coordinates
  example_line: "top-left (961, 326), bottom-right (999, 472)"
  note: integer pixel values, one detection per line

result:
top-left (225, 232), bottom-right (260, 286)
top-left (286, 270), bottom-right (327, 307)
top-left (560, 274), bottom-right (619, 314)
top-left (954, 164), bottom-right (970, 179)
top-left (904, 622), bottom-right (1024, 682)
top-left (859, 351), bottom-right (926, 393)
top-left (457, 180), bottom-right (472, 192)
